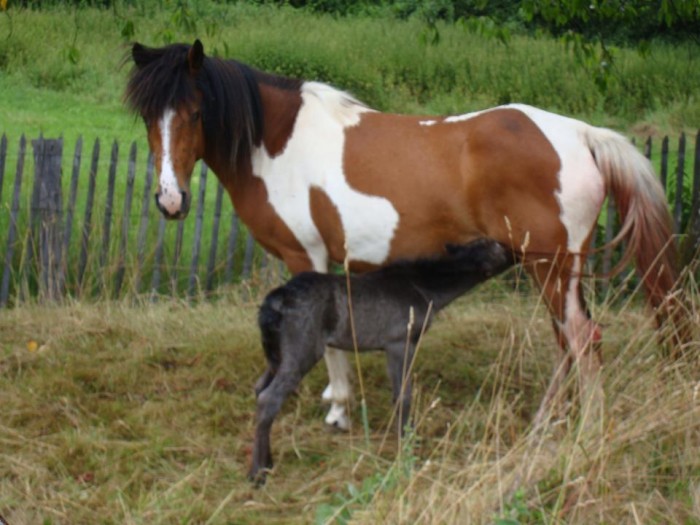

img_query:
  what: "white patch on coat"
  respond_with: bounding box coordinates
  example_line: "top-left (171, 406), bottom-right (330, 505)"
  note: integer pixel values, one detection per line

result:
top-left (419, 120), bottom-right (438, 126)
top-left (252, 82), bottom-right (399, 268)
top-left (507, 104), bottom-right (606, 253)
top-left (157, 108), bottom-right (184, 215)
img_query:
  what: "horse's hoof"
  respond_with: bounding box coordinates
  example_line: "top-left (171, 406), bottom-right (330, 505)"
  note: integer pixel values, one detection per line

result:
top-left (324, 403), bottom-right (350, 431)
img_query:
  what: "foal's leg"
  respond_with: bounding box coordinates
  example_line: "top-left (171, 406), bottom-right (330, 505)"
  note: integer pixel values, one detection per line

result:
top-left (250, 347), bottom-right (324, 485)
top-left (250, 370), bottom-right (302, 485)
top-left (385, 342), bottom-right (415, 435)
top-left (528, 255), bottom-right (603, 426)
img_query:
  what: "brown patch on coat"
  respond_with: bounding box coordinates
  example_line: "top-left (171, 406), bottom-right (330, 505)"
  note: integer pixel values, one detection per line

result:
top-left (342, 108), bottom-right (566, 264)
top-left (309, 187), bottom-right (346, 263)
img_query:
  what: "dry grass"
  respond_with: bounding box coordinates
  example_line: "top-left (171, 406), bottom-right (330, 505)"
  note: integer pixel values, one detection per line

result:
top-left (0, 276), bottom-right (699, 524)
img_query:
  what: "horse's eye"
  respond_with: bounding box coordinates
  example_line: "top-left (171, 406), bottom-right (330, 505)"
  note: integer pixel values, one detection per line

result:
top-left (191, 110), bottom-right (201, 123)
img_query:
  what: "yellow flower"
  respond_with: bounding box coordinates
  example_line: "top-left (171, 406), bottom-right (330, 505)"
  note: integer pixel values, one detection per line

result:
top-left (0, 0), bottom-right (6, 12)
top-left (27, 340), bottom-right (39, 353)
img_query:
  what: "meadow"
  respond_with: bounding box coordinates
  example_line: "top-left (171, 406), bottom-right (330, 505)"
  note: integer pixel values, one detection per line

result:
top-left (1, 276), bottom-right (700, 524)
top-left (1, 2), bottom-right (698, 301)
top-left (1, 2), bottom-right (700, 524)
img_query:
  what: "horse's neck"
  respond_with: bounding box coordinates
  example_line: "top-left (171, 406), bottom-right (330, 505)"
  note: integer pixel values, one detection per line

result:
top-left (203, 80), bottom-right (307, 262)
top-left (258, 82), bottom-right (303, 157)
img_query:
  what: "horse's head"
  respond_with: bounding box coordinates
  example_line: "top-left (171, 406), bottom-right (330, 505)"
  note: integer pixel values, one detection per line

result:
top-left (127, 40), bottom-right (208, 220)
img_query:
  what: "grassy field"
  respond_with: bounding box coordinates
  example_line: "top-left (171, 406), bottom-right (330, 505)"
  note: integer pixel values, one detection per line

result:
top-left (1, 2), bottom-right (699, 144)
top-left (1, 3), bottom-right (700, 524)
top-left (1, 274), bottom-right (699, 524)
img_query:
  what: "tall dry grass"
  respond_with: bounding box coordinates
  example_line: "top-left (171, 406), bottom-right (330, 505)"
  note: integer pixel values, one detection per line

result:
top-left (0, 271), bottom-right (698, 524)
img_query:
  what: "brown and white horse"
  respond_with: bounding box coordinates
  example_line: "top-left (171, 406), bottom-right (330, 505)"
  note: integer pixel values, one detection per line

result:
top-left (126, 40), bottom-right (681, 429)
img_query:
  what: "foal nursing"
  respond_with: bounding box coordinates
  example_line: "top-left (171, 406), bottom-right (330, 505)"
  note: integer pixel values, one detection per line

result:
top-left (249, 238), bottom-right (515, 484)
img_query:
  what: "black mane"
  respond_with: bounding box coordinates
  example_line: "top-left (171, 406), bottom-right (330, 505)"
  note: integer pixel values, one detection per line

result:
top-left (125, 42), bottom-right (301, 172)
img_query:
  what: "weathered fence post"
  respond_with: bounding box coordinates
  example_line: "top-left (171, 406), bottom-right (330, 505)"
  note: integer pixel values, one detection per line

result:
top-left (78, 139), bottom-right (100, 291)
top-left (0, 134), bottom-right (7, 205)
top-left (0, 135), bottom-right (25, 308)
top-left (674, 133), bottom-right (685, 233)
top-left (187, 162), bottom-right (208, 297)
top-left (31, 137), bottom-right (64, 302)
top-left (135, 152), bottom-right (154, 294)
top-left (115, 142), bottom-right (137, 296)
top-left (63, 137), bottom-right (83, 269)
top-left (101, 141), bottom-right (118, 290)
top-left (660, 136), bottom-right (669, 191)
top-left (682, 130), bottom-right (700, 267)
top-left (205, 182), bottom-right (225, 292)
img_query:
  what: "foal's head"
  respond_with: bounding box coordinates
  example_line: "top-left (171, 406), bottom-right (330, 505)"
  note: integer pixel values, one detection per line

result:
top-left (125, 40), bottom-right (263, 220)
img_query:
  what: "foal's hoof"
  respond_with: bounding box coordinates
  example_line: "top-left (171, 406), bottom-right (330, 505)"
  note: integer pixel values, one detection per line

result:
top-left (248, 467), bottom-right (271, 487)
top-left (324, 403), bottom-right (350, 431)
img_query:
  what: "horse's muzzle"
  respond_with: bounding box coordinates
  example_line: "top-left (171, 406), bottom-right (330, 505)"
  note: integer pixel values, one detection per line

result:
top-left (155, 190), bottom-right (190, 220)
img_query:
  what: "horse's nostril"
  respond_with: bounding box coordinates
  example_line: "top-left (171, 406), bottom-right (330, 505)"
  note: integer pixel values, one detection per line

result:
top-left (154, 192), bottom-right (164, 213)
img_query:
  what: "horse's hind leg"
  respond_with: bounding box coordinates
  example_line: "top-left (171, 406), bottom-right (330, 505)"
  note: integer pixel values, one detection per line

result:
top-left (528, 254), bottom-right (603, 427)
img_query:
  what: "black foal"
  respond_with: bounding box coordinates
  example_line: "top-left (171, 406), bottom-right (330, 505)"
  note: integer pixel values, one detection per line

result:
top-left (249, 238), bottom-right (516, 484)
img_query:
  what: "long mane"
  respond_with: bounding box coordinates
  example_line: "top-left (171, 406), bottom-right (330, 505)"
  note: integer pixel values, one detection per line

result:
top-left (124, 42), bottom-right (301, 171)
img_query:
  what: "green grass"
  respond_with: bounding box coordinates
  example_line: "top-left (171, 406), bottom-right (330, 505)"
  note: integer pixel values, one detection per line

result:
top-left (1, 2), bottom-right (699, 140)
top-left (0, 277), bottom-right (698, 524)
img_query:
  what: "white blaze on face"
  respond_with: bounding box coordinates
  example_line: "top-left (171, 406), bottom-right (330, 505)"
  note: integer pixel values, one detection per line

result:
top-left (157, 108), bottom-right (184, 215)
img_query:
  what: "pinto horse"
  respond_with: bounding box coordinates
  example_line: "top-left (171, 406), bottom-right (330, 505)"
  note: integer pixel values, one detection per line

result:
top-left (126, 39), bottom-right (681, 429)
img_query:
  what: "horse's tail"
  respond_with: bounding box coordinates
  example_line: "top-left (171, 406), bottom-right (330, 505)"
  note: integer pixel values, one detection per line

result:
top-left (584, 126), bottom-right (689, 349)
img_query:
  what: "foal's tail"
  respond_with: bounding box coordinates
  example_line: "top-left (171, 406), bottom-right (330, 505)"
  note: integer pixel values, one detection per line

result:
top-left (258, 290), bottom-right (285, 375)
top-left (585, 126), bottom-right (689, 349)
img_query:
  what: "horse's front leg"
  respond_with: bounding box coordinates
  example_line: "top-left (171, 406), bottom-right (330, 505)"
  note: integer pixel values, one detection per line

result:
top-left (322, 348), bottom-right (352, 430)
top-left (280, 250), bottom-right (353, 431)
top-left (385, 342), bottom-right (414, 435)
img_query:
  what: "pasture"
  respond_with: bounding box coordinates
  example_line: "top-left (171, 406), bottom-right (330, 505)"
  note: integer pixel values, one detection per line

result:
top-left (1, 276), bottom-right (700, 524)
top-left (1, 2), bottom-right (700, 524)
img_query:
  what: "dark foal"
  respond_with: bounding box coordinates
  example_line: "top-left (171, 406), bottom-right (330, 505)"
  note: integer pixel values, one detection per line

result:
top-left (249, 238), bottom-right (516, 484)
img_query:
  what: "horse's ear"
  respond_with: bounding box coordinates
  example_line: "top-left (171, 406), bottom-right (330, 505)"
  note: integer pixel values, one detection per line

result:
top-left (188, 39), bottom-right (204, 74)
top-left (132, 42), bottom-right (152, 69)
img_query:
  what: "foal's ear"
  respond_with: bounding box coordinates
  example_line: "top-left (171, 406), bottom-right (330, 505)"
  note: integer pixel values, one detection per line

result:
top-left (132, 42), bottom-right (152, 69)
top-left (188, 39), bottom-right (205, 74)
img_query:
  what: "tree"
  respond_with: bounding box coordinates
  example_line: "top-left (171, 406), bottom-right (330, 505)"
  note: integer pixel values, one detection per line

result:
top-left (520, 0), bottom-right (700, 88)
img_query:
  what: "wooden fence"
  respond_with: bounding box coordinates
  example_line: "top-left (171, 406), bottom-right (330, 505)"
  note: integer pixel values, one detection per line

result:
top-left (0, 131), bottom-right (699, 308)
top-left (0, 134), bottom-right (284, 308)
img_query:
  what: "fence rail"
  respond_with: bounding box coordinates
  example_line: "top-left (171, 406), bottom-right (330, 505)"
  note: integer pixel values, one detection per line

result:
top-left (1, 131), bottom-right (699, 308)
